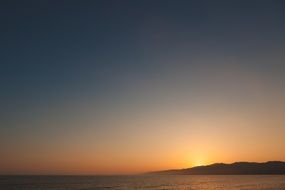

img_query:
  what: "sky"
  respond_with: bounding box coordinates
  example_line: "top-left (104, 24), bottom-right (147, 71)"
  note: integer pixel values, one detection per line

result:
top-left (1, 0), bottom-right (285, 175)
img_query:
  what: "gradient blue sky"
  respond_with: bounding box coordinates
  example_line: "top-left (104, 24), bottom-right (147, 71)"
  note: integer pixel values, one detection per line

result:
top-left (1, 0), bottom-right (285, 174)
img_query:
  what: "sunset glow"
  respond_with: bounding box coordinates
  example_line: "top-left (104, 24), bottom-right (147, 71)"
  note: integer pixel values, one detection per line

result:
top-left (1, 1), bottom-right (285, 175)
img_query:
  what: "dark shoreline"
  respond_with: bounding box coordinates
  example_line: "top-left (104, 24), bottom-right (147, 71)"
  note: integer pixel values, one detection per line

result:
top-left (148, 161), bottom-right (285, 175)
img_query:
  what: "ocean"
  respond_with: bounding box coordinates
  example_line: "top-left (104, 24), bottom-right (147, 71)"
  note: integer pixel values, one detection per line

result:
top-left (1, 175), bottom-right (285, 190)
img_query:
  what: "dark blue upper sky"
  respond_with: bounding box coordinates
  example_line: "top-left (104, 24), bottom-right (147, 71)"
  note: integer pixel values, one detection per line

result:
top-left (1, 1), bottom-right (285, 88)
top-left (1, 0), bottom-right (285, 122)
top-left (2, 1), bottom-right (285, 84)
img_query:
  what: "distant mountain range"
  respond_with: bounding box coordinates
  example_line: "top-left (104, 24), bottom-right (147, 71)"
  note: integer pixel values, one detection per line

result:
top-left (149, 161), bottom-right (285, 175)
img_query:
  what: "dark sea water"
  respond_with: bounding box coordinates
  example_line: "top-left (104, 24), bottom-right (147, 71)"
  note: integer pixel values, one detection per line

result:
top-left (1, 175), bottom-right (285, 190)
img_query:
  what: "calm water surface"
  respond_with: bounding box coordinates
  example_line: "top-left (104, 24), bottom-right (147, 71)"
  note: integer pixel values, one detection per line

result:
top-left (1, 175), bottom-right (285, 190)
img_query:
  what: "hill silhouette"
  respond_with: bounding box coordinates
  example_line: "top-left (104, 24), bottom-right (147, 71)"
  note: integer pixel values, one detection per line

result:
top-left (149, 161), bottom-right (285, 175)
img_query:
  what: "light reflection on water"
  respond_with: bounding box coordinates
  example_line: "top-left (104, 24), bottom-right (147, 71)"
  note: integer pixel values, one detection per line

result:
top-left (0, 175), bottom-right (285, 190)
